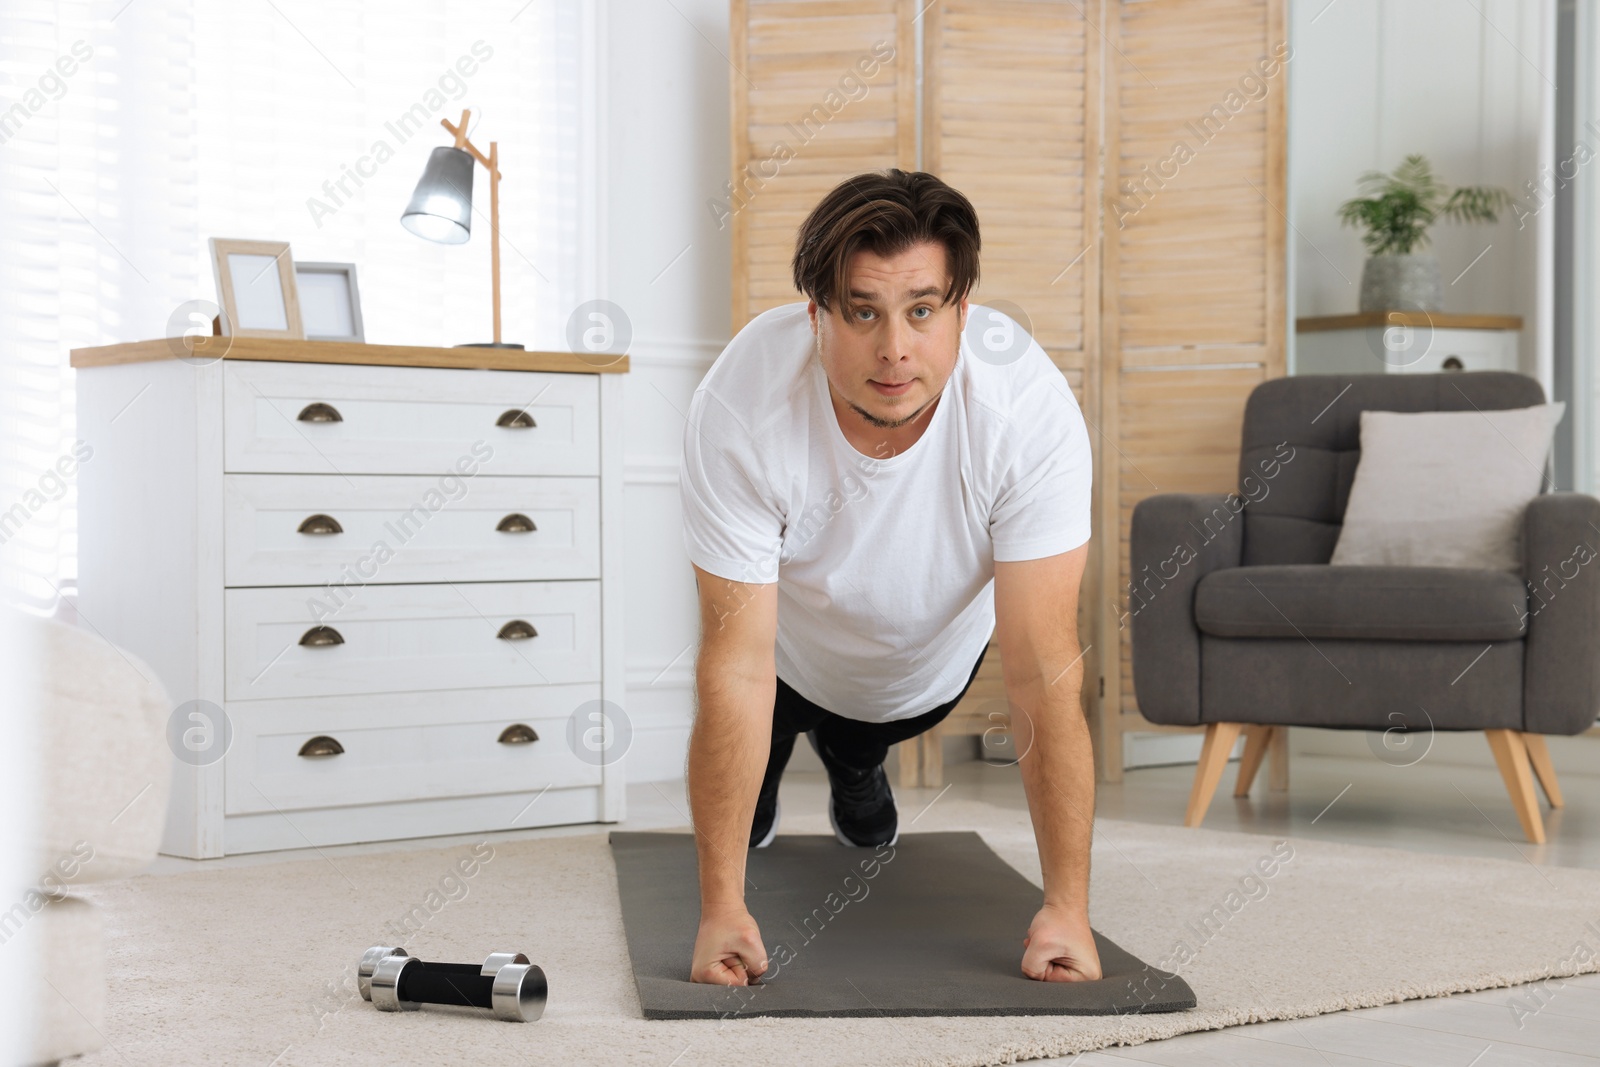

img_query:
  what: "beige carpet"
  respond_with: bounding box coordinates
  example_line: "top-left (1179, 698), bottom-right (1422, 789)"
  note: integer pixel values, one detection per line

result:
top-left (66, 797), bottom-right (1600, 1066)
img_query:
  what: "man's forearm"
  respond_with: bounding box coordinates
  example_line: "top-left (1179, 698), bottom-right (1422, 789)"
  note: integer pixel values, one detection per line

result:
top-left (685, 656), bottom-right (775, 911)
top-left (1012, 660), bottom-right (1094, 911)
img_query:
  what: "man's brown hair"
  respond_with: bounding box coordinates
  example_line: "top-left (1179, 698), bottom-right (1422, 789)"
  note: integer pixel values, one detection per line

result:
top-left (791, 169), bottom-right (980, 312)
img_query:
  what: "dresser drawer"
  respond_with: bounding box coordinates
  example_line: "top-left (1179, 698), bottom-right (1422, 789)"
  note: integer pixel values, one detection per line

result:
top-left (223, 474), bottom-right (600, 587)
top-left (225, 581), bottom-right (601, 701)
top-left (1389, 328), bottom-right (1518, 374)
top-left (223, 361), bottom-right (599, 475)
top-left (224, 685), bottom-right (604, 815)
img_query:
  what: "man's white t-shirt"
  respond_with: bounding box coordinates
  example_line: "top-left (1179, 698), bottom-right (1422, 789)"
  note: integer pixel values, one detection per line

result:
top-left (679, 301), bottom-right (1093, 724)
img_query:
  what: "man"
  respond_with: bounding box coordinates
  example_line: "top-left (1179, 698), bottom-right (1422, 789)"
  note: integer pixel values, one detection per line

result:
top-left (679, 169), bottom-right (1100, 988)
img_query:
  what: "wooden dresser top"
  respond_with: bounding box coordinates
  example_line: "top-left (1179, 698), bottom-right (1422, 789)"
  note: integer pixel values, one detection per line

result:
top-left (1296, 312), bottom-right (1522, 333)
top-left (70, 336), bottom-right (630, 374)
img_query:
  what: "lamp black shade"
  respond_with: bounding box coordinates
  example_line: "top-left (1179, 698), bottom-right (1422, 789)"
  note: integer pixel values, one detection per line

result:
top-left (400, 146), bottom-right (474, 245)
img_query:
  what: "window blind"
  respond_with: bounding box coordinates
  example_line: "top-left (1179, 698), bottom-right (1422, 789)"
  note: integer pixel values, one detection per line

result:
top-left (0, 0), bottom-right (590, 618)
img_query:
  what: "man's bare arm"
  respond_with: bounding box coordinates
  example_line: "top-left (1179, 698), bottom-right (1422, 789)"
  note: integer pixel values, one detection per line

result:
top-left (993, 543), bottom-right (1102, 981)
top-left (685, 563), bottom-right (778, 984)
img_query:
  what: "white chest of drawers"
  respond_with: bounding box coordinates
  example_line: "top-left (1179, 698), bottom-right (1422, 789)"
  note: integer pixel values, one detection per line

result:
top-left (1294, 312), bottom-right (1522, 376)
top-left (72, 339), bottom-right (628, 858)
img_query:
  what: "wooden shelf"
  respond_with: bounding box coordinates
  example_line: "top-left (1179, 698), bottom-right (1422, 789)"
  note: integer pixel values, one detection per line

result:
top-left (1297, 312), bottom-right (1522, 333)
top-left (69, 336), bottom-right (629, 375)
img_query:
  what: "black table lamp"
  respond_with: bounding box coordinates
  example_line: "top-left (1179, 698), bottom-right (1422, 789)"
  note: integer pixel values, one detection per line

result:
top-left (401, 108), bottom-right (520, 349)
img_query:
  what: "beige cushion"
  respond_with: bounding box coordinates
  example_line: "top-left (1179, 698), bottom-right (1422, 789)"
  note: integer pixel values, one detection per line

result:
top-left (1331, 402), bottom-right (1565, 571)
top-left (28, 614), bottom-right (171, 884)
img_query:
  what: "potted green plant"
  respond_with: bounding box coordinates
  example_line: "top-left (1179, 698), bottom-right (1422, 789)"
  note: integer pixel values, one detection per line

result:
top-left (1337, 154), bottom-right (1512, 312)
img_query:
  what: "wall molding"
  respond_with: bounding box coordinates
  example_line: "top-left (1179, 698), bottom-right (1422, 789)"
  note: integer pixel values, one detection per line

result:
top-left (624, 337), bottom-right (725, 368)
top-left (626, 660), bottom-right (696, 689)
top-left (623, 458), bottom-right (680, 485)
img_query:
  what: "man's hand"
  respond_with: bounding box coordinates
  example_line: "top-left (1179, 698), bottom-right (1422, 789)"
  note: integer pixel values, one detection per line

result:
top-left (1020, 902), bottom-right (1102, 982)
top-left (690, 903), bottom-right (770, 985)
top-left (685, 565), bottom-right (777, 985)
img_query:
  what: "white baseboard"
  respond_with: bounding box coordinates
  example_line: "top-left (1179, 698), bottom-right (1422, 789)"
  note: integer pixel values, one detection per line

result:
top-left (625, 727), bottom-right (987, 784)
top-left (1122, 731), bottom-right (1244, 770)
top-left (1120, 724), bottom-right (1598, 774)
top-left (1289, 726), bottom-right (1524, 768)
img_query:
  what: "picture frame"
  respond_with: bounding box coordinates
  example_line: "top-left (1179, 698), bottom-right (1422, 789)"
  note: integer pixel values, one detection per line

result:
top-left (209, 238), bottom-right (303, 339)
top-left (293, 261), bottom-right (366, 343)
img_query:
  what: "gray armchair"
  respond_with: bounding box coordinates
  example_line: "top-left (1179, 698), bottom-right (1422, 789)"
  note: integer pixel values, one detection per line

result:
top-left (1130, 372), bottom-right (1600, 843)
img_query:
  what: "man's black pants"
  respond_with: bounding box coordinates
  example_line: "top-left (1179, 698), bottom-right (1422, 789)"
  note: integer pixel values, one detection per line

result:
top-left (759, 643), bottom-right (990, 794)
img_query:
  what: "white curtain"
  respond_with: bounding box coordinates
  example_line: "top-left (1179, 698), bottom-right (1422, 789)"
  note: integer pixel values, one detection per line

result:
top-left (1577, 2), bottom-right (1600, 494)
top-left (1, 0), bottom-right (591, 616)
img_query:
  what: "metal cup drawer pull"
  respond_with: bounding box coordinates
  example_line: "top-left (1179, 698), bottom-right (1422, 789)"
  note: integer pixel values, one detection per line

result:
top-left (496, 513), bottom-right (537, 534)
top-left (495, 409), bottom-right (536, 429)
top-left (297, 402), bottom-right (343, 423)
top-left (300, 625), bottom-right (345, 647)
top-left (298, 735), bottom-right (345, 758)
top-left (497, 620), bottom-right (539, 641)
top-left (297, 513), bottom-right (344, 535)
top-left (498, 723), bottom-right (540, 745)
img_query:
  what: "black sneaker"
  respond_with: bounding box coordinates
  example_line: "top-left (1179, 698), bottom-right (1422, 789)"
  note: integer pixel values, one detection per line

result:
top-left (749, 743), bottom-right (787, 848)
top-left (750, 795), bottom-right (779, 848)
top-left (806, 731), bottom-right (898, 847)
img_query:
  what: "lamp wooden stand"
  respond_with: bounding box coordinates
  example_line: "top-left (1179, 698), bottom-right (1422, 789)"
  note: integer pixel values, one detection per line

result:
top-left (439, 108), bottom-right (514, 349)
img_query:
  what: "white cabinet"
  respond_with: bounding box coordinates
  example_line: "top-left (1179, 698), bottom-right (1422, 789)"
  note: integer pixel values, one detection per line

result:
top-left (221, 475), bottom-right (601, 586)
top-left (1294, 313), bottom-right (1522, 376)
top-left (73, 341), bottom-right (628, 857)
top-left (222, 686), bottom-right (604, 818)
top-left (222, 581), bottom-right (604, 700)
top-left (222, 360), bottom-right (601, 475)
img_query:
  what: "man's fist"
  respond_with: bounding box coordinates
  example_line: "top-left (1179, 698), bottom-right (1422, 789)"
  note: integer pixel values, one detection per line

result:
top-left (690, 904), bottom-right (770, 985)
top-left (1020, 902), bottom-right (1103, 982)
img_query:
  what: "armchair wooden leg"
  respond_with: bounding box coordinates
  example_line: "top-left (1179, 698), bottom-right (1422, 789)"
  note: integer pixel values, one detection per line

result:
top-left (1186, 722), bottom-right (1243, 828)
top-left (1234, 725), bottom-right (1273, 797)
top-left (1522, 734), bottom-right (1564, 809)
top-left (1484, 730), bottom-right (1547, 844)
top-left (1268, 726), bottom-right (1290, 792)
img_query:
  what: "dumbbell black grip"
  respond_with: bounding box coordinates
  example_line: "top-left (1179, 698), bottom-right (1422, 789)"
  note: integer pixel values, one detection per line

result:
top-left (362, 946), bottom-right (547, 1021)
top-left (398, 961), bottom-right (496, 1010)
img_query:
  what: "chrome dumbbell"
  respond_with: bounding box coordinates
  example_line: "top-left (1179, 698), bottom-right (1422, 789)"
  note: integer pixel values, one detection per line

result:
top-left (356, 945), bottom-right (547, 1022)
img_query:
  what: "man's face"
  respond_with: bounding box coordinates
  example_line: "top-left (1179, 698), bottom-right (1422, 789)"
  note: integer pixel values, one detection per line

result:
top-left (808, 241), bottom-right (967, 432)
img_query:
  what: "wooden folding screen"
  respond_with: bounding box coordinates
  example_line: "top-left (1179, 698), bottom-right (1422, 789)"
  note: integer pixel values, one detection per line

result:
top-left (922, 0), bottom-right (1101, 396)
top-left (917, 1), bottom-right (1106, 778)
top-left (728, 0), bottom-right (1287, 782)
top-left (728, 0), bottom-right (918, 328)
top-left (1097, 0), bottom-right (1288, 778)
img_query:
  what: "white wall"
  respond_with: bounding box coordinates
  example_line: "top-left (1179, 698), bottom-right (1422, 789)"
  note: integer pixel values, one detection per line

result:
top-left (1288, 0), bottom-right (1557, 767)
top-left (606, 0), bottom-right (733, 782)
top-left (0, 606), bottom-right (38, 1067)
top-left (1577, 1), bottom-right (1600, 494)
top-left (1289, 0), bottom-right (1553, 382)
top-left (610, 0), bottom-right (1562, 780)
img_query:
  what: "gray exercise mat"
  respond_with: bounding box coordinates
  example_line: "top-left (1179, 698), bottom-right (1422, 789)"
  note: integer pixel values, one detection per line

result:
top-left (610, 830), bottom-right (1196, 1019)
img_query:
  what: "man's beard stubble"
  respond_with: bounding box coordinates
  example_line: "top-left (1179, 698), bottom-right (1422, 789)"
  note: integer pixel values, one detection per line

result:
top-left (845, 392), bottom-right (937, 430)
